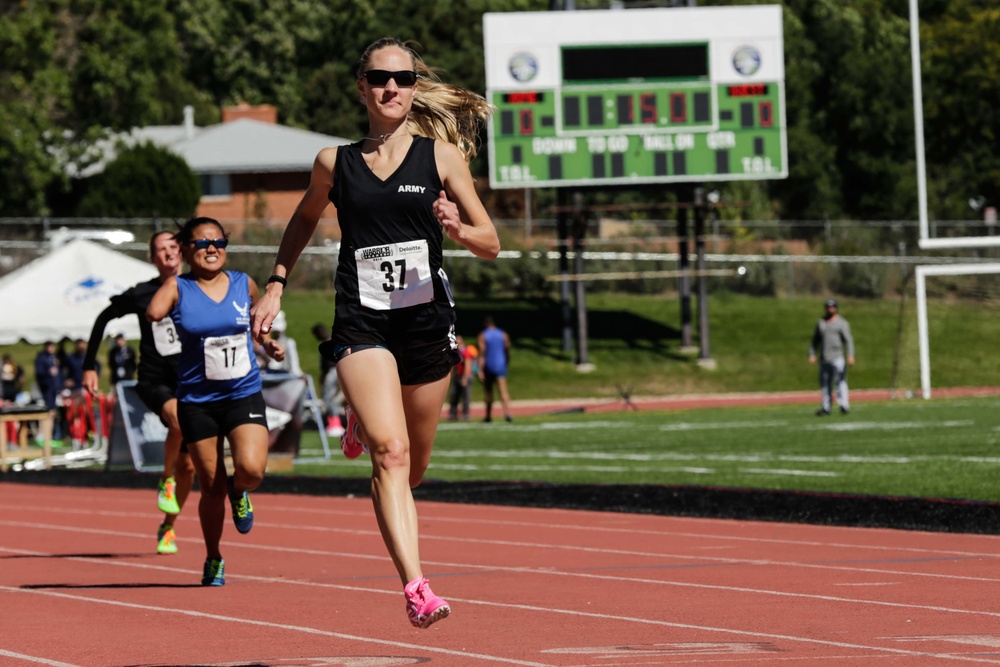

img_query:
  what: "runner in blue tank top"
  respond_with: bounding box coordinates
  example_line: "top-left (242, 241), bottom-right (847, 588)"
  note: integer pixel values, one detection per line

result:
top-left (147, 216), bottom-right (285, 587)
top-left (250, 37), bottom-right (500, 628)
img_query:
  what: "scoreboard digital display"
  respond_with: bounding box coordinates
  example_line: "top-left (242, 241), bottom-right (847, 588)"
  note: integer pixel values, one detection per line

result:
top-left (483, 5), bottom-right (787, 189)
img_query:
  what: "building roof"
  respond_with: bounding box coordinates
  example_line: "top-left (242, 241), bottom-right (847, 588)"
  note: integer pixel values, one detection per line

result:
top-left (174, 119), bottom-right (353, 175)
top-left (72, 118), bottom-right (353, 178)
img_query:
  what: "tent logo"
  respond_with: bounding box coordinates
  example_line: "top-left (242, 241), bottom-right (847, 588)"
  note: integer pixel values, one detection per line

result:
top-left (64, 276), bottom-right (118, 304)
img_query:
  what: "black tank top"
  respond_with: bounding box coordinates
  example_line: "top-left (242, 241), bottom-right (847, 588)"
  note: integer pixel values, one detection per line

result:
top-left (329, 136), bottom-right (455, 333)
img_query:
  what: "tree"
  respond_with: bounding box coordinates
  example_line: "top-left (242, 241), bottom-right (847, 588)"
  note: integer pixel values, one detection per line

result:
top-left (76, 142), bottom-right (201, 218)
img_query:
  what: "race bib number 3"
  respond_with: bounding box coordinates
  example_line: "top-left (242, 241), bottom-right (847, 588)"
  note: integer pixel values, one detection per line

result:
top-left (203, 333), bottom-right (251, 381)
top-left (152, 317), bottom-right (182, 356)
top-left (356, 240), bottom-right (434, 311)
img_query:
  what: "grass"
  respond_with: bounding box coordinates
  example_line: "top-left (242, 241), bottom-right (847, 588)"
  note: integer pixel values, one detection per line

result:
top-left (4, 291), bottom-right (997, 399)
top-left (5, 290), bottom-right (999, 504)
top-left (290, 395), bottom-right (1000, 503)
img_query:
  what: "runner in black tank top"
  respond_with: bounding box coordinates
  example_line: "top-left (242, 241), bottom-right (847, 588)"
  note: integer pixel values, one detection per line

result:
top-left (331, 135), bottom-right (456, 337)
top-left (250, 37), bottom-right (500, 629)
top-left (81, 231), bottom-right (195, 556)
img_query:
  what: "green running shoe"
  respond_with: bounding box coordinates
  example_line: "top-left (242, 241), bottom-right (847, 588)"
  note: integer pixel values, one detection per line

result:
top-left (229, 489), bottom-right (254, 534)
top-left (157, 476), bottom-right (180, 514)
top-left (156, 523), bottom-right (178, 555)
top-left (201, 557), bottom-right (225, 586)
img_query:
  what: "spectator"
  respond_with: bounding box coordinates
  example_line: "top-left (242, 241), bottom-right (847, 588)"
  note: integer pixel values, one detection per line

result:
top-left (447, 335), bottom-right (477, 421)
top-left (809, 298), bottom-right (855, 416)
top-left (107, 333), bottom-right (138, 385)
top-left (62, 338), bottom-right (92, 391)
top-left (1, 354), bottom-right (25, 402)
top-left (34, 341), bottom-right (62, 438)
top-left (478, 316), bottom-right (513, 423)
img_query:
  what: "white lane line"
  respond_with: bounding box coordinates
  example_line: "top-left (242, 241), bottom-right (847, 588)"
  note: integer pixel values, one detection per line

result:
top-left (0, 583), bottom-right (556, 667)
top-left (740, 468), bottom-right (839, 477)
top-left (4, 523), bottom-right (1000, 622)
top-left (4, 577), bottom-right (1000, 665)
top-left (0, 650), bottom-right (82, 667)
top-left (4, 517), bottom-right (1000, 589)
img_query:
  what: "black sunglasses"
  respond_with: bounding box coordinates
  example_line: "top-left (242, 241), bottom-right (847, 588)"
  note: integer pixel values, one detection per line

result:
top-left (361, 70), bottom-right (418, 87)
top-left (191, 238), bottom-right (228, 250)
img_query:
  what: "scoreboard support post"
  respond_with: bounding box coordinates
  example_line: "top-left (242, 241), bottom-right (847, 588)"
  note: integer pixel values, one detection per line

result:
top-left (556, 190), bottom-right (573, 354)
top-left (572, 192), bottom-right (591, 369)
top-left (677, 195), bottom-right (694, 352)
top-left (694, 188), bottom-right (714, 367)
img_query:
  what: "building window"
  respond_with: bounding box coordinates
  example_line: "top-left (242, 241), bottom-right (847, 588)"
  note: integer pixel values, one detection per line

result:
top-left (200, 173), bottom-right (231, 197)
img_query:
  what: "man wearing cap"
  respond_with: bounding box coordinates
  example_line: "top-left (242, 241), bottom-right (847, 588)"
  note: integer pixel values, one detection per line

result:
top-left (808, 299), bottom-right (855, 415)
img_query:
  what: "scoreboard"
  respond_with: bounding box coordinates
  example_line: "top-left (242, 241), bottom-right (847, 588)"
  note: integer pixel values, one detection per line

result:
top-left (483, 6), bottom-right (787, 189)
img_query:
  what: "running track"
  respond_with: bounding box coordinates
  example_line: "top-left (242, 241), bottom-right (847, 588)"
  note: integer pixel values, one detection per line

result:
top-left (5, 482), bottom-right (1000, 666)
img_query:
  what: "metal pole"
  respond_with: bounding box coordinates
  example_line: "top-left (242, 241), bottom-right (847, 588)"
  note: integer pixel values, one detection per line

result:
top-left (677, 192), bottom-right (693, 350)
top-left (909, 0), bottom-right (930, 247)
top-left (557, 190), bottom-right (573, 353)
top-left (572, 192), bottom-right (590, 368)
top-left (694, 188), bottom-right (713, 367)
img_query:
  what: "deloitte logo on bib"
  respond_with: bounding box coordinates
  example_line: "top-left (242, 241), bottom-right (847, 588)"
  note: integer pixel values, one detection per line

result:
top-left (508, 52), bottom-right (538, 83)
top-left (732, 45), bottom-right (762, 77)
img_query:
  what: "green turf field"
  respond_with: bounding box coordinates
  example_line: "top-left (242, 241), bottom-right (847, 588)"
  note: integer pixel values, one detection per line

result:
top-left (289, 395), bottom-right (1000, 503)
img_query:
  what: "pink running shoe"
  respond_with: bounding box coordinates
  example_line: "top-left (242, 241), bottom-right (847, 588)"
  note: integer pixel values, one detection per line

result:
top-left (340, 404), bottom-right (367, 459)
top-left (405, 577), bottom-right (451, 629)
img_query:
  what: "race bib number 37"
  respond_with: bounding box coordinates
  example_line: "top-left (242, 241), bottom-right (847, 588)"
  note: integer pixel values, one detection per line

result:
top-left (356, 240), bottom-right (433, 311)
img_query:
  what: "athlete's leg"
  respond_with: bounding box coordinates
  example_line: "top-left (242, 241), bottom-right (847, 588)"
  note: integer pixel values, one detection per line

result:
top-left (834, 358), bottom-right (850, 411)
top-left (187, 435), bottom-right (227, 560)
top-left (160, 398), bottom-right (194, 521)
top-left (819, 362), bottom-right (833, 413)
top-left (402, 375), bottom-right (451, 488)
top-left (482, 372), bottom-right (495, 422)
top-left (338, 348), bottom-right (422, 586)
top-left (496, 376), bottom-right (512, 420)
top-left (227, 422), bottom-right (268, 494)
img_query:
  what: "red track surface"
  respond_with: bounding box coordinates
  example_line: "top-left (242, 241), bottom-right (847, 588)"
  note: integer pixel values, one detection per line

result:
top-left (5, 482), bottom-right (1000, 666)
top-left (446, 386), bottom-right (1000, 419)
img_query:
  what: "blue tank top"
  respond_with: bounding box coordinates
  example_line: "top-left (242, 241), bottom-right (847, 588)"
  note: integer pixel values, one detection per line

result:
top-left (482, 327), bottom-right (507, 375)
top-left (173, 271), bottom-right (261, 403)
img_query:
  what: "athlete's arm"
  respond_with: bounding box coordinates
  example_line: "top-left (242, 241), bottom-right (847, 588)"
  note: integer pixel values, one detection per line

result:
top-left (433, 142), bottom-right (500, 260)
top-left (146, 276), bottom-right (179, 323)
top-left (252, 147), bottom-right (338, 339)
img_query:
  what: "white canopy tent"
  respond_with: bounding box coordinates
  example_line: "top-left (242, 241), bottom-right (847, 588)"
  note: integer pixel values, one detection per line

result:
top-left (0, 239), bottom-right (157, 345)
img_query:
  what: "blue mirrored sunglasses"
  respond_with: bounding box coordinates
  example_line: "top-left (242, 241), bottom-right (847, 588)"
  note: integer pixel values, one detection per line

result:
top-left (191, 238), bottom-right (228, 250)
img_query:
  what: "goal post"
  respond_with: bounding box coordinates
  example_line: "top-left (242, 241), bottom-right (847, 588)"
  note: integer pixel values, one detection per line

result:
top-left (915, 262), bottom-right (1000, 399)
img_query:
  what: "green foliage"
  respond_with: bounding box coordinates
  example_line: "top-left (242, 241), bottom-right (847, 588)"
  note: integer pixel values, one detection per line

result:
top-left (0, 0), bottom-right (996, 225)
top-left (76, 142), bottom-right (201, 217)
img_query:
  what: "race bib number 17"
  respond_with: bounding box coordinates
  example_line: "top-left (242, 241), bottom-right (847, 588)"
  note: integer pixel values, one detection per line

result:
top-left (355, 240), bottom-right (433, 311)
top-left (203, 333), bottom-right (251, 381)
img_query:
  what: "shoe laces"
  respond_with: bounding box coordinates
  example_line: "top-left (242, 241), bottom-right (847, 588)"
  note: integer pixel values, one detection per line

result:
top-left (235, 494), bottom-right (251, 518)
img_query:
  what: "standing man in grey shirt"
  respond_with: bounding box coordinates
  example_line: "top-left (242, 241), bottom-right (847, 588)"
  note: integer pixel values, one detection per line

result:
top-left (809, 299), bottom-right (855, 415)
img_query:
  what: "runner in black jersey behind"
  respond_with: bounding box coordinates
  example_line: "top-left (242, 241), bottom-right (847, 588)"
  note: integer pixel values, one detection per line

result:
top-left (82, 231), bottom-right (195, 556)
top-left (251, 37), bottom-right (500, 628)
